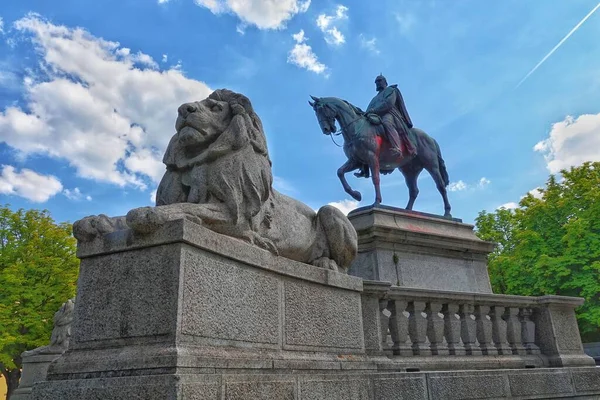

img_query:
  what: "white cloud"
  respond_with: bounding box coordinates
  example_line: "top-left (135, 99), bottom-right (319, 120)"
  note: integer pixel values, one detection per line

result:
top-left (449, 177), bottom-right (490, 192)
top-left (497, 202), bottom-right (518, 210)
top-left (194, 0), bottom-right (311, 30)
top-left (359, 34), bottom-right (379, 55)
top-left (150, 189), bottom-right (157, 204)
top-left (0, 17), bottom-right (4, 35)
top-left (528, 187), bottom-right (543, 199)
top-left (316, 5), bottom-right (348, 46)
top-left (287, 30), bottom-right (327, 75)
top-left (534, 113), bottom-right (600, 174)
top-left (158, 0), bottom-right (170, 3)
top-left (328, 199), bottom-right (359, 215)
top-left (63, 187), bottom-right (92, 201)
top-left (0, 165), bottom-right (63, 202)
top-left (448, 180), bottom-right (467, 192)
top-left (0, 14), bottom-right (211, 193)
top-left (395, 13), bottom-right (415, 34)
top-left (162, 54), bottom-right (168, 63)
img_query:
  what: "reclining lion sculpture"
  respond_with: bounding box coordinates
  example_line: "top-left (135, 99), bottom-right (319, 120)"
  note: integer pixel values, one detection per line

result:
top-left (74, 89), bottom-right (357, 272)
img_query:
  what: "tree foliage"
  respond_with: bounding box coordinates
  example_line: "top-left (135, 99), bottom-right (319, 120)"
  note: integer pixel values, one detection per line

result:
top-left (476, 162), bottom-right (600, 342)
top-left (0, 206), bottom-right (79, 399)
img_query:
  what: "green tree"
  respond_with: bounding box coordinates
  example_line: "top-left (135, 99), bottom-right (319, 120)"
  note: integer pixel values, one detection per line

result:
top-left (476, 162), bottom-right (600, 342)
top-left (0, 206), bottom-right (79, 399)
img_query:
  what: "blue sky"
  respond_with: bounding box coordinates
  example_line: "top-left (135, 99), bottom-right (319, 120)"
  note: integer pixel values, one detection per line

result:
top-left (1, 0), bottom-right (600, 224)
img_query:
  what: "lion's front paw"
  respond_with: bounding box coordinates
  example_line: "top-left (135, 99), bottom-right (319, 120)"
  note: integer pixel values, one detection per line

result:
top-left (126, 207), bottom-right (167, 234)
top-left (240, 231), bottom-right (279, 255)
top-left (73, 214), bottom-right (122, 242)
top-left (311, 257), bottom-right (339, 272)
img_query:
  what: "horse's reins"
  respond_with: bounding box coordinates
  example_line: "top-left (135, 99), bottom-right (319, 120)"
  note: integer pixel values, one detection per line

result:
top-left (330, 114), bottom-right (363, 147)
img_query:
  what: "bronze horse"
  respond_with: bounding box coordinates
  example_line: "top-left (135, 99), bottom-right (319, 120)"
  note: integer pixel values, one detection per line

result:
top-left (310, 96), bottom-right (451, 217)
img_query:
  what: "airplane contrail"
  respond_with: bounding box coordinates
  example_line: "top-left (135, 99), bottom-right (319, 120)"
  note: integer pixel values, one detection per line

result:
top-left (516, 1), bottom-right (600, 88)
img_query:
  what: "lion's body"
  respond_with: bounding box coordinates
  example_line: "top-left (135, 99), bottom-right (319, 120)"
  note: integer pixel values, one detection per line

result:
top-left (75, 89), bottom-right (357, 271)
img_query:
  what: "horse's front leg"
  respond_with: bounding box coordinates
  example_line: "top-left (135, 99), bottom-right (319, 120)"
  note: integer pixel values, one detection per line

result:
top-left (337, 159), bottom-right (362, 201)
top-left (368, 154), bottom-right (382, 205)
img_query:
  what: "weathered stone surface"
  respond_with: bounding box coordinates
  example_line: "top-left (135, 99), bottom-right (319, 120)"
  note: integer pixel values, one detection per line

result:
top-left (428, 372), bottom-right (509, 399)
top-left (73, 245), bottom-right (180, 344)
top-left (571, 367), bottom-right (600, 393)
top-left (181, 383), bottom-right (220, 400)
top-left (508, 369), bottom-right (573, 397)
top-left (299, 377), bottom-right (371, 400)
top-left (284, 280), bottom-right (364, 351)
top-left (373, 375), bottom-right (427, 400)
top-left (225, 381), bottom-right (295, 400)
top-left (181, 247), bottom-right (280, 345)
top-left (348, 206), bottom-right (494, 293)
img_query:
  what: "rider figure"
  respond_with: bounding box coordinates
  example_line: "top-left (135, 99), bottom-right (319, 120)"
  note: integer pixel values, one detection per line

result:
top-left (355, 74), bottom-right (416, 178)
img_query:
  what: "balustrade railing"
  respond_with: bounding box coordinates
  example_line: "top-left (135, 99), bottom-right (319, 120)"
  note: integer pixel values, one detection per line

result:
top-left (361, 281), bottom-right (591, 368)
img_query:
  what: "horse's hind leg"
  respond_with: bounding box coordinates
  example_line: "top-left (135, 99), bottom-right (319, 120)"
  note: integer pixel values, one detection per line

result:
top-left (400, 162), bottom-right (423, 211)
top-left (425, 165), bottom-right (452, 217)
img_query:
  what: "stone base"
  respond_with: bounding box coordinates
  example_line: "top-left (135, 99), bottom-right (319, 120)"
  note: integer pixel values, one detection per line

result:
top-left (32, 367), bottom-right (600, 399)
top-left (12, 352), bottom-right (63, 400)
top-left (348, 205), bottom-right (494, 293)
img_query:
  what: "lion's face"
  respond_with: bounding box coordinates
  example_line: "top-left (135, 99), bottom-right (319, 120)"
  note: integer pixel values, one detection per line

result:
top-left (175, 98), bottom-right (232, 146)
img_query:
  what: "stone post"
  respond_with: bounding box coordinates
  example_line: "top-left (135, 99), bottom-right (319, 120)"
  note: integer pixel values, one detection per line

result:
top-left (459, 304), bottom-right (481, 355)
top-left (534, 297), bottom-right (595, 367)
top-left (475, 305), bottom-right (497, 355)
top-left (389, 300), bottom-right (412, 356)
top-left (427, 302), bottom-right (449, 355)
top-left (504, 307), bottom-right (526, 355)
top-left (409, 301), bottom-right (431, 356)
top-left (519, 308), bottom-right (540, 355)
top-left (443, 303), bottom-right (466, 356)
top-left (490, 306), bottom-right (512, 355)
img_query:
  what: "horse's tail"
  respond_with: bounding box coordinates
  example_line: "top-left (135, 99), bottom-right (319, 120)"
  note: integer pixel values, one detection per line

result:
top-left (434, 141), bottom-right (450, 187)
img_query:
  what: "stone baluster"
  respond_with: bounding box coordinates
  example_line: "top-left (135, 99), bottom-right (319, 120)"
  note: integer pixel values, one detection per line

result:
top-left (475, 305), bottom-right (497, 355)
top-left (443, 303), bottom-right (466, 355)
top-left (520, 308), bottom-right (541, 355)
top-left (380, 300), bottom-right (393, 354)
top-left (389, 300), bottom-right (412, 356)
top-left (459, 304), bottom-right (481, 355)
top-left (504, 307), bottom-right (527, 355)
top-left (408, 301), bottom-right (431, 356)
top-left (490, 306), bottom-right (512, 355)
top-left (427, 302), bottom-right (449, 355)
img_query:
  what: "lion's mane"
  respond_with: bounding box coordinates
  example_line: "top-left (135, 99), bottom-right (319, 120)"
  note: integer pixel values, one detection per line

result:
top-left (195, 89), bottom-right (273, 227)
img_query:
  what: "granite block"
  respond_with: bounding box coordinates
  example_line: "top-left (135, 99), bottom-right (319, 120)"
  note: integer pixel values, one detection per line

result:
top-left (73, 245), bottom-right (181, 344)
top-left (299, 377), bottom-right (371, 400)
top-left (225, 381), bottom-right (296, 400)
top-left (373, 375), bottom-right (427, 400)
top-left (571, 367), bottom-right (600, 393)
top-left (181, 247), bottom-right (280, 345)
top-left (508, 369), bottom-right (573, 397)
top-left (428, 373), bottom-right (509, 399)
top-left (284, 279), bottom-right (364, 351)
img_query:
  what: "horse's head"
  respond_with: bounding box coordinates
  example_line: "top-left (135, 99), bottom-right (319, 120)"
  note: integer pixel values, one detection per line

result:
top-left (309, 96), bottom-right (337, 135)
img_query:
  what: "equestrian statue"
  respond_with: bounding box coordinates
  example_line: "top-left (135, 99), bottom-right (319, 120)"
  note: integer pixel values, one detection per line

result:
top-left (309, 74), bottom-right (452, 217)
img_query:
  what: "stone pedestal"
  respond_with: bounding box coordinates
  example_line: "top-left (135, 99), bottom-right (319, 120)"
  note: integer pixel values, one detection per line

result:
top-left (29, 215), bottom-right (599, 399)
top-left (11, 352), bottom-right (63, 400)
top-left (347, 205), bottom-right (494, 293)
top-left (31, 218), bottom-right (368, 399)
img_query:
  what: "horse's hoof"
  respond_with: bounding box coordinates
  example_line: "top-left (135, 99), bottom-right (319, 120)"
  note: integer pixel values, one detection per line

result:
top-left (351, 191), bottom-right (362, 201)
top-left (444, 212), bottom-right (452, 219)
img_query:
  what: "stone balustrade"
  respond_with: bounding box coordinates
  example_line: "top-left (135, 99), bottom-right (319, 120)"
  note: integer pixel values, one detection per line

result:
top-left (362, 281), bottom-right (594, 369)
